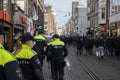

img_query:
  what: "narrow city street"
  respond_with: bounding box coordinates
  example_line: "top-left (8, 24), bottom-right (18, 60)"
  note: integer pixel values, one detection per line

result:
top-left (43, 45), bottom-right (120, 80)
top-left (1, 0), bottom-right (120, 80)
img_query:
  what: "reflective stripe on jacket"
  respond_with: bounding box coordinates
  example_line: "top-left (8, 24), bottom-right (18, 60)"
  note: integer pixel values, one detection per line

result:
top-left (47, 38), bottom-right (68, 64)
top-left (0, 44), bottom-right (25, 80)
top-left (15, 44), bottom-right (42, 80)
top-left (50, 38), bottom-right (64, 46)
top-left (34, 34), bottom-right (45, 41)
top-left (15, 44), bottom-right (37, 59)
top-left (0, 44), bottom-right (16, 67)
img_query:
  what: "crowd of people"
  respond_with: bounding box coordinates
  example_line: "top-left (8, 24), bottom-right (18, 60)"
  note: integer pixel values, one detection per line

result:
top-left (0, 29), bottom-right (68, 80)
top-left (61, 34), bottom-right (120, 60)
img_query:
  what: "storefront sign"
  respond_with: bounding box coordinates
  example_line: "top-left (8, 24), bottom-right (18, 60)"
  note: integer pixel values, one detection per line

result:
top-left (0, 10), bottom-right (10, 22)
top-left (0, 11), bottom-right (3, 19)
top-left (3, 13), bottom-right (10, 22)
top-left (99, 27), bottom-right (106, 31)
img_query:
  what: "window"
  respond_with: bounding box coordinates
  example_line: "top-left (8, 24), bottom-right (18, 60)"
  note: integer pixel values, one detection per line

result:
top-left (76, 27), bottom-right (78, 30)
top-left (44, 25), bottom-right (48, 30)
top-left (44, 14), bottom-right (48, 21)
top-left (101, 7), bottom-right (105, 19)
top-left (100, 0), bottom-right (105, 3)
top-left (75, 19), bottom-right (78, 25)
top-left (3, 0), bottom-right (9, 13)
top-left (44, 21), bottom-right (48, 25)
top-left (118, 6), bottom-right (120, 12)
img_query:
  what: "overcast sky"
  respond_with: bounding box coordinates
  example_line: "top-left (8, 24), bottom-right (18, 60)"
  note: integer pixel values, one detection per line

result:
top-left (44, 0), bottom-right (87, 28)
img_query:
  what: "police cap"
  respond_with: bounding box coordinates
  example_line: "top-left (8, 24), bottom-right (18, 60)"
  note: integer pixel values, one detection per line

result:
top-left (21, 32), bottom-right (35, 42)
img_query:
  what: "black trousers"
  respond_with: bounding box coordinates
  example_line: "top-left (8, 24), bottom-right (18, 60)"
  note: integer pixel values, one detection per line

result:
top-left (53, 63), bottom-right (64, 80)
top-left (115, 48), bottom-right (120, 59)
top-left (50, 61), bottom-right (54, 78)
top-left (88, 48), bottom-right (93, 55)
top-left (38, 54), bottom-right (45, 67)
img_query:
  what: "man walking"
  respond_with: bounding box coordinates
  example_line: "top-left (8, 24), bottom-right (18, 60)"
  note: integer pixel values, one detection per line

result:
top-left (47, 34), bottom-right (68, 80)
top-left (33, 30), bottom-right (46, 67)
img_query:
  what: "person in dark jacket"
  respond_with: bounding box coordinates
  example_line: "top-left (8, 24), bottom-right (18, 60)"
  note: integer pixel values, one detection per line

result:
top-left (82, 37), bottom-right (89, 56)
top-left (13, 32), bottom-right (44, 80)
top-left (76, 36), bottom-right (83, 55)
top-left (114, 37), bottom-right (120, 59)
top-left (33, 30), bottom-right (46, 67)
top-left (46, 38), bottom-right (54, 79)
top-left (105, 36), bottom-right (112, 56)
top-left (47, 34), bottom-right (68, 80)
top-left (87, 36), bottom-right (94, 55)
top-left (94, 36), bottom-right (104, 60)
top-left (0, 29), bottom-right (25, 80)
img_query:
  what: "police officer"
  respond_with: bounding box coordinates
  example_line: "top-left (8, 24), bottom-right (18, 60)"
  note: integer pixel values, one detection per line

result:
top-left (33, 30), bottom-right (46, 67)
top-left (13, 32), bottom-right (44, 80)
top-left (0, 29), bottom-right (25, 80)
top-left (47, 34), bottom-right (68, 80)
top-left (46, 38), bottom-right (54, 79)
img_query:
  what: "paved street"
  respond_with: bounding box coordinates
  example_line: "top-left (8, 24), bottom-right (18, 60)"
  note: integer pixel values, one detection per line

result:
top-left (1, 0), bottom-right (120, 80)
top-left (43, 45), bottom-right (120, 80)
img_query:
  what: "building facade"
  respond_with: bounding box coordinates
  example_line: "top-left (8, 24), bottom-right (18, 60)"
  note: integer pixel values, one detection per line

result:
top-left (72, 1), bottom-right (79, 33)
top-left (44, 5), bottom-right (57, 36)
top-left (62, 18), bottom-right (74, 36)
top-left (87, 0), bottom-right (110, 37)
top-left (109, 0), bottom-right (120, 36)
top-left (87, 0), bottom-right (99, 28)
top-left (33, 0), bottom-right (44, 33)
top-left (87, 0), bottom-right (120, 37)
top-left (98, 0), bottom-right (106, 25)
top-left (75, 6), bottom-right (87, 36)
top-left (0, 0), bottom-right (45, 50)
top-left (0, 0), bottom-right (13, 49)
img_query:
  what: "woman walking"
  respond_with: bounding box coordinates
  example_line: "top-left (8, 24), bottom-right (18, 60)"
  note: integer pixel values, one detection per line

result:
top-left (13, 32), bottom-right (44, 80)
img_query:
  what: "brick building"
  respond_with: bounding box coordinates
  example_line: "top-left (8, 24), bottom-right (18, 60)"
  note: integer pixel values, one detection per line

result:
top-left (44, 5), bottom-right (57, 35)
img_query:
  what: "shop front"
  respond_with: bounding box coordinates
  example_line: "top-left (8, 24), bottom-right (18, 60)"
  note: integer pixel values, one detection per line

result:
top-left (13, 9), bottom-right (27, 40)
top-left (116, 21), bottom-right (120, 37)
top-left (98, 25), bottom-right (107, 37)
top-left (0, 10), bottom-right (13, 50)
top-left (110, 23), bottom-right (117, 37)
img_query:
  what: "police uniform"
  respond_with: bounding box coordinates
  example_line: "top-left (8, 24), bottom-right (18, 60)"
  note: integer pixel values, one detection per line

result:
top-left (33, 34), bottom-right (46, 67)
top-left (15, 33), bottom-right (44, 80)
top-left (0, 28), bottom-right (25, 80)
top-left (47, 40), bottom-right (55, 79)
top-left (47, 34), bottom-right (68, 80)
top-left (0, 44), bottom-right (25, 80)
